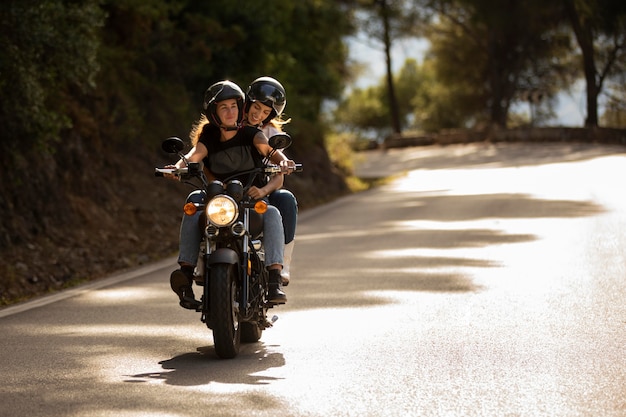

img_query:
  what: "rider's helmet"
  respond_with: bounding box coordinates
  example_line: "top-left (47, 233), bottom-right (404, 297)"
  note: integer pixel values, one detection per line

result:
top-left (245, 76), bottom-right (287, 125)
top-left (203, 80), bottom-right (245, 129)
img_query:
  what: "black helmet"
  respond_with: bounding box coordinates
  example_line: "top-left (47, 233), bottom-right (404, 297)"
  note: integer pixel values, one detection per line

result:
top-left (203, 80), bottom-right (245, 128)
top-left (245, 76), bottom-right (287, 124)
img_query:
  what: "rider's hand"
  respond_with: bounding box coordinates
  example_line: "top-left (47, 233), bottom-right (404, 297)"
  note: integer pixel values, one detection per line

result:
top-left (279, 159), bottom-right (296, 175)
top-left (247, 186), bottom-right (267, 200)
top-left (163, 164), bottom-right (179, 181)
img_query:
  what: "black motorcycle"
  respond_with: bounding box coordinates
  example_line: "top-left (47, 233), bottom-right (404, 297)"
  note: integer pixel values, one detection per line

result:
top-left (155, 134), bottom-right (301, 359)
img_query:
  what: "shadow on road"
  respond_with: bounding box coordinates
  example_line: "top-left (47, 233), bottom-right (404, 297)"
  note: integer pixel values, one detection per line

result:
top-left (293, 186), bottom-right (605, 311)
top-left (127, 342), bottom-right (285, 386)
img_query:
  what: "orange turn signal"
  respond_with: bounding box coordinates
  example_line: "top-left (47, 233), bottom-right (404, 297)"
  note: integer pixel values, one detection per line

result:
top-left (254, 200), bottom-right (268, 214)
top-left (183, 202), bottom-right (197, 216)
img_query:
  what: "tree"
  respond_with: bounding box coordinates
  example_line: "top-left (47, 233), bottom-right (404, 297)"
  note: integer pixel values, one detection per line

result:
top-left (352, 0), bottom-right (424, 135)
top-left (420, 0), bottom-right (569, 128)
top-left (0, 0), bottom-right (357, 248)
top-left (0, 0), bottom-right (104, 153)
top-left (564, 0), bottom-right (626, 127)
top-left (334, 58), bottom-right (426, 136)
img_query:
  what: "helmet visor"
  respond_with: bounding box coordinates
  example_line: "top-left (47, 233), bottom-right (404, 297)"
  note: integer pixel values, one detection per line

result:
top-left (249, 83), bottom-right (285, 113)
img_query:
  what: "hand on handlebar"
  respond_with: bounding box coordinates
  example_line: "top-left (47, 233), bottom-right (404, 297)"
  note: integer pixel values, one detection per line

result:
top-left (161, 164), bottom-right (180, 181)
top-left (155, 164), bottom-right (188, 181)
top-left (279, 159), bottom-right (299, 175)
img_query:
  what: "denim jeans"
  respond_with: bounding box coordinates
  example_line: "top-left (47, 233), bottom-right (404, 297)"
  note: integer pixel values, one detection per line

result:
top-left (178, 191), bottom-right (284, 268)
top-left (269, 189), bottom-right (298, 244)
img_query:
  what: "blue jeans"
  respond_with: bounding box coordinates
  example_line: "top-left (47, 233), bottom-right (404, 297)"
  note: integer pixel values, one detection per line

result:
top-left (178, 191), bottom-right (284, 267)
top-left (269, 189), bottom-right (298, 244)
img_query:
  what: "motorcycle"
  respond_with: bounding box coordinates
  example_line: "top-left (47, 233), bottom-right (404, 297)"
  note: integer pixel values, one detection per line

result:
top-left (155, 133), bottom-right (301, 359)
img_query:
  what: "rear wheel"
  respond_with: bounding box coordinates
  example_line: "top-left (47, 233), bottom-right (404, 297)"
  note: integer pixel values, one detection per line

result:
top-left (241, 321), bottom-right (263, 343)
top-left (210, 263), bottom-right (240, 359)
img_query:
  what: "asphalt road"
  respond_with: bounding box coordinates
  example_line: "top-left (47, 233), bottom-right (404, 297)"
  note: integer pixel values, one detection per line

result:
top-left (2, 142), bottom-right (626, 417)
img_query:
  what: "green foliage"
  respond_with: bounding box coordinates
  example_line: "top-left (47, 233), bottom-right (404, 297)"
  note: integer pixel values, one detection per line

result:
top-left (0, 0), bottom-right (354, 156)
top-left (335, 86), bottom-right (389, 131)
top-left (338, 0), bottom-right (582, 134)
top-left (0, 0), bottom-right (104, 153)
top-left (602, 82), bottom-right (626, 127)
top-left (91, 0), bottom-right (354, 151)
top-left (411, 58), bottom-right (473, 131)
top-left (427, 0), bottom-right (569, 127)
top-left (0, 0), bottom-right (356, 252)
top-left (324, 131), bottom-right (369, 192)
top-left (336, 58), bottom-right (437, 132)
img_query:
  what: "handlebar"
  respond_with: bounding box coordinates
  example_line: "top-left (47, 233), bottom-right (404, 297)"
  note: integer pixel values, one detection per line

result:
top-left (154, 162), bottom-right (202, 178)
top-left (264, 164), bottom-right (303, 174)
top-left (155, 163), bottom-right (303, 178)
top-left (154, 167), bottom-right (177, 177)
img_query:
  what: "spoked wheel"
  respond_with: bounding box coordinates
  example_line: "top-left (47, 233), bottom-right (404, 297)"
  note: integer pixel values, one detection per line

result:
top-left (241, 267), bottom-right (267, 343)
top-left (210, 263), bottom-right (240, 359)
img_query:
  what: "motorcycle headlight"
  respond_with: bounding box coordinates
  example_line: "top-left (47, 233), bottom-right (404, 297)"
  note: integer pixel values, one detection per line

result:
top-left (206, 195), bottom-right (238, 227)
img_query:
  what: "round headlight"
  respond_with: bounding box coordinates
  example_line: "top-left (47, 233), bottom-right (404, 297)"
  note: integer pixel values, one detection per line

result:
top-left (206, 195), bottom-right (238, 227)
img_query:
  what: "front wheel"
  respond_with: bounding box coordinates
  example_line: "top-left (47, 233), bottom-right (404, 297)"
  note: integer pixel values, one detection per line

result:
top-left (210, 263), bottom-right (240, 359)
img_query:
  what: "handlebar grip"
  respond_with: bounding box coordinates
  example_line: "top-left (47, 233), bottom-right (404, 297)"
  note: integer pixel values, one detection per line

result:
top-left (155, 167), bottom-right (178, 177)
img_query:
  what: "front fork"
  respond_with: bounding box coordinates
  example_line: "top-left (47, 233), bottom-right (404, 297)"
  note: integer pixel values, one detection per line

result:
top-left (241, 207), bottom-right (251, 317)
top-left (200, 207), bottom-right (254, 324)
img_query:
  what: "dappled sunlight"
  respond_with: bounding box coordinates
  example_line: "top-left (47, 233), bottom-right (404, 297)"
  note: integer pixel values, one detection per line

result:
top-left (297, 228), bottom-right (378, 242)
top-left (365, 247), bottom-right (455, 259)
top-left (34, 323), bottom-right (205, 339)
top-left (294, 152), bottom-right (615, 315)
top-left (78, 287), bottom-right (166, 304)
top-left (360, 249), bottom-right (501, 268)
top-left (358, 143), bottom-right (626, 179)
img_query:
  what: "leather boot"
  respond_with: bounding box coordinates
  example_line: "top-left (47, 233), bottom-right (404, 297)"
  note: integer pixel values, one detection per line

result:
top-left (170, 267), bottom-right (201, 310)
top-left (268, 269), bottom-right (287, 304)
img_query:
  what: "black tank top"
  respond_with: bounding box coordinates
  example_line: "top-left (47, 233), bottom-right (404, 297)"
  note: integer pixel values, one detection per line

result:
top-left (199, 124), bottom-right (266, 188)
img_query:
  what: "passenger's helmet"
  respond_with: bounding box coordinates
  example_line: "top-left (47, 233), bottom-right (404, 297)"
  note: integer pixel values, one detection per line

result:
top-left (203, 80), bottom-right (245, 128)
top-left (245, 76), bottom-right (287, 124)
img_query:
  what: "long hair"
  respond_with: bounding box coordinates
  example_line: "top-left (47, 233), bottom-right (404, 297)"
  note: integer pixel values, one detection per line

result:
top-left (265, 114), bottom-right (291, 132)
top-left (190, 114), bottom-right (210, 146)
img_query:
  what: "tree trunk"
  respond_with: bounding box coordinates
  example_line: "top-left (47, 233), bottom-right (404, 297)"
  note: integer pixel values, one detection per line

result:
top-left (564, 0), bottom-right (599, 127)
top-left (486, 31), bottom-right (508, 128)
top-left (380, 0), bottom-right (402, 135)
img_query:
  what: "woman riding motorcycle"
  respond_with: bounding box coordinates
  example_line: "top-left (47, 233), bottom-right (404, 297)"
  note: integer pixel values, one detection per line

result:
top-left (244, 76), bottom-right (298, 286)
top-left (164, 80), bottom-right (295, 308)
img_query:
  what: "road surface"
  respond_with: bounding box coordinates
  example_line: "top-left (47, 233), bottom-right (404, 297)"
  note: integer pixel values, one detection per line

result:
top-left (1, 142), bottom-right (625, 416)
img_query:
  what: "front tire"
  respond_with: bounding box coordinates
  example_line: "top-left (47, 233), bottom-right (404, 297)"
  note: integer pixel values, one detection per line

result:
top-left (210, 263), bottom-right (240, 359)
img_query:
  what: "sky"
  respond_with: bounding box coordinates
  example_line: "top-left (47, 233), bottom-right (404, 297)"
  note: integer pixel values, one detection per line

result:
top-left (346, 36), bottom-right (588, 127)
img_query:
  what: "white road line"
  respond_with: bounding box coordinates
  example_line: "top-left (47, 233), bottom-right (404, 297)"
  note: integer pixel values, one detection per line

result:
top-left (0, 257), bottom-right (177, 318)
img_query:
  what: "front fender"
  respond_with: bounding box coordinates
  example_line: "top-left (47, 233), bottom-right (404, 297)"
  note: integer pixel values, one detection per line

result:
top-left (208, 248), bottom-right (239, 265)
top-left (186, 189), bottom-right (206, 204)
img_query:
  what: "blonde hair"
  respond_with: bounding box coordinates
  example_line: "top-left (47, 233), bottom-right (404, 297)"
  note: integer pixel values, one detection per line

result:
top-left (190, 114), bottom-right (210, 146)
top-left (266, 114), bottom-right (291, 132)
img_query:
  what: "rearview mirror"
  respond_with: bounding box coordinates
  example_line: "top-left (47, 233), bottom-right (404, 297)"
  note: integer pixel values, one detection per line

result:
top-left (162, 137), bottom-right (185, 154)
top-left (268, 132), bottom-right (292, 150)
